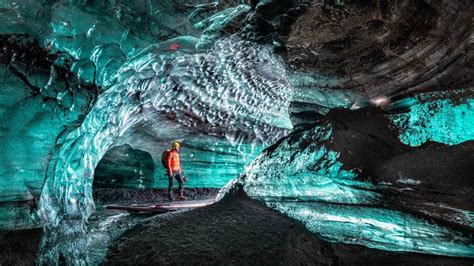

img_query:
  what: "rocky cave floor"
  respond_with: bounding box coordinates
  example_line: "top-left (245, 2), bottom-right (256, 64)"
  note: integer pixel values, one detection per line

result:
top-left (1, 188), bottom-right (473, 265)
top-left (0, 0), bottom-right (473, 265)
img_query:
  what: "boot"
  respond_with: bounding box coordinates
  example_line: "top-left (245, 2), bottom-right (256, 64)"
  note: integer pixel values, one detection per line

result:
top-left (168, 190), bottom-right (175, 201)
top-left (176, 194), bottom-right (187, 201)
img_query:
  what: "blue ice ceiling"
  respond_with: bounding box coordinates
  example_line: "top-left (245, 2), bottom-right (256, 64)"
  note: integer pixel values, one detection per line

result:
top-left (0, 0), bottom-right (473, 264)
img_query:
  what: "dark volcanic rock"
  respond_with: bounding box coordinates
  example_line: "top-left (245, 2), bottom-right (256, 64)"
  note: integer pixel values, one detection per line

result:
top-left (314, 108), bottom-right (473, 192)
top-left (105, 190), bottom-right (472, 265)
top-left (374, 141), bottom-right (474, 190)
top-left (106, 190), bottom-right (334, 265)
top-left (324, 108), bottom-right (409, 176)
top-left (93, 187), bottom-right (220, 205)
top-left (93, 144), bottom-right (155, 188)
top-left (282, 0), bottom-right (474, 98)
top-left (264, 107), bottom-right (474, 233)
top-left (0, 228), bottom-right (42, 266)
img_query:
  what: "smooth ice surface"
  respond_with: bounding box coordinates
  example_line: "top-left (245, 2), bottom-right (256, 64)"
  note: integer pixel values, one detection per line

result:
top-left (274, 203), bottom-right (473, 257)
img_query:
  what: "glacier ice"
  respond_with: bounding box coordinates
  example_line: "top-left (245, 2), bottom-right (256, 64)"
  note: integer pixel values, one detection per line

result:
top-left (0, 0), bottom-right (473, 264)
top-left (0, 35), bottom-right (98, 230)
top-left (389, 90), bottom-right (474, 146)
top-left (242, 119), bottom-right (474, 257)
top-left (37, 35), bottom-right (294, 263)
top-left (244, 123), bottom-right (378, 205)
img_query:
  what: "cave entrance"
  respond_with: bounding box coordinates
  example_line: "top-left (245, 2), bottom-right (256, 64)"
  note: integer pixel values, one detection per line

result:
top-left (90, 121), bottom-right (264, 205)
top-left (93, 144), bottom-right (155, 189)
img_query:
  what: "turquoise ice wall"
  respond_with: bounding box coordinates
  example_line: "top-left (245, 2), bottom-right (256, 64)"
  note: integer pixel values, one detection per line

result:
top-left (390, 91), bottom-right (474, 146)
top-left (1, 0), bottom-right (473, 264)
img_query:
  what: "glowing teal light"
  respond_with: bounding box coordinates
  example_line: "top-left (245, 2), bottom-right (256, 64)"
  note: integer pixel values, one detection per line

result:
top-left (390, 97), bottom-right (474, 146)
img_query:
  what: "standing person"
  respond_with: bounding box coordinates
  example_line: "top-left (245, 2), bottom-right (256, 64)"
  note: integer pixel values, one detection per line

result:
top-left (164, 141), bottom-right (187, 201)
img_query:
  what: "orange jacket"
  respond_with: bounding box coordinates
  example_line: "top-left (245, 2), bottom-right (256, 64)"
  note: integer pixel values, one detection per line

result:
top-left (167, 149), bottom-right (181, 173)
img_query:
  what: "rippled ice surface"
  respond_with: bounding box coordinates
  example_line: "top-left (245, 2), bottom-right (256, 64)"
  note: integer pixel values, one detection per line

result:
top-left (37, 34), bottom-right (295, 264)
top-left (38, 31), bottom-right (474, 266)
top-left (2, 0), bottom-right (472, 263)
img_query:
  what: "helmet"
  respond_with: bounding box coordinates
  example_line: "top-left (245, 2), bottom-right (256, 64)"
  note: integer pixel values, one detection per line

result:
top-left (171, 141), bottom-right (181, 149)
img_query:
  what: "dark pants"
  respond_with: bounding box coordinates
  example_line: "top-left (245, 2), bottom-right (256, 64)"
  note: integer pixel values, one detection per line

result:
top-left (168, 170), bottom-right (184, 198)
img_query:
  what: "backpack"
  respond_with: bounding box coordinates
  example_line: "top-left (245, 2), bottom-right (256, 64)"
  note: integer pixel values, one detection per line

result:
top-left (161, 150), bottom-right (171, 168)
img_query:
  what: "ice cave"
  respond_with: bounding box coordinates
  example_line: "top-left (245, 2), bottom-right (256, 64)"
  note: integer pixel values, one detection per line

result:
top-left (0, 0), bottom-right (473, 265)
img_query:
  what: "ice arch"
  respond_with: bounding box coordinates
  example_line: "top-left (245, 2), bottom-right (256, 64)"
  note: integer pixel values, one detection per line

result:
top-left (37, 36), bottom-right (294, 264)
